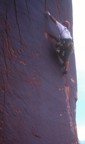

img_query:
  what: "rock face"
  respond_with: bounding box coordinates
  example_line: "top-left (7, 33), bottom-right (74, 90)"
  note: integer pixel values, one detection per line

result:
top-left (0, 0), bottom-right (78, 144)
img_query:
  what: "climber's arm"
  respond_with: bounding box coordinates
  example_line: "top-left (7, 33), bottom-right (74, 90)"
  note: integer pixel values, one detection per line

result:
top-left (46, 11), bottom-right (56, 24)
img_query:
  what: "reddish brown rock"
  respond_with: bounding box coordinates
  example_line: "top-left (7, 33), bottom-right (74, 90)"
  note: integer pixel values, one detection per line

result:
top-left (0, 0), bottom-right (78, 144)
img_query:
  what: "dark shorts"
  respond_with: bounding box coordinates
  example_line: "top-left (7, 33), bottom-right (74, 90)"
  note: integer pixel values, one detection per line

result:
top-left (59, 39), bottom-right (73, 61)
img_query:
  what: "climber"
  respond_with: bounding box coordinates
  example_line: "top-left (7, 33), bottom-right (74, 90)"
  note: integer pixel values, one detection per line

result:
top-left (45, 11), bottom-right (73, 74)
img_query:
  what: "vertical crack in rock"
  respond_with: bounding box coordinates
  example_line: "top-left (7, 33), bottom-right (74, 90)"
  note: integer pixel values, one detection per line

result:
top-left (13, 0), bottom-right (23, 52)
top-left (0, 4), bottom-right (27, 143)
top-left (64, 83), bottom-right (78, 144)
top-left (45, 0), bottom-right (47, 11)
top-left (56, 0), bottom-right (62, 20)
top-left (70, 77), bottom-right (78, 102)
top-left (13, 0), bottom-right (29, 57)
top-left (1, 1), bottom-right (27, 82)
top-left (25, 0), bottom-right (30, 19)
top-left (0, 4), bottom-right (12, 139)
top-left (2, 5), bottom-right (12, 79)
top-left (0, 71), bottom-right (6, 144)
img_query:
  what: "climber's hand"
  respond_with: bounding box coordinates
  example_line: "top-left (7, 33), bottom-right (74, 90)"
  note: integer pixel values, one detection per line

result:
top-left (45, 11), bottom-right (51, 16)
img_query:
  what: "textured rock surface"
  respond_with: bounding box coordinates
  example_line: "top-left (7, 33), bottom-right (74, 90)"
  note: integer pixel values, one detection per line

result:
top-left (0, 0), bottom-right (78, 144)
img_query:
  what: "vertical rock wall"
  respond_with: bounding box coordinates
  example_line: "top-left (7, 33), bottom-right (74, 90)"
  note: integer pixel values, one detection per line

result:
top-left (0, 0), bottom-right (78, 144)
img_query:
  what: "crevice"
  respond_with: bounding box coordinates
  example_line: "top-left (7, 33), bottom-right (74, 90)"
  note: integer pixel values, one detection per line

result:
top-left (25, 0), bottom-right (30, 20)
top-left (13, 0), bottom-right (29, 55)
top-left (64, 83), bottom-right (78, 144)
top-left (13, 0), bottom-right (23, 49)
top-left (45, 0), bottom-right (47, 11)
top-left (0, 63), bottom-right (7, 144)
top-left (56, 0), bottom-right (63, 20)
top-left (2, 1), bottom-right (27, 68)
